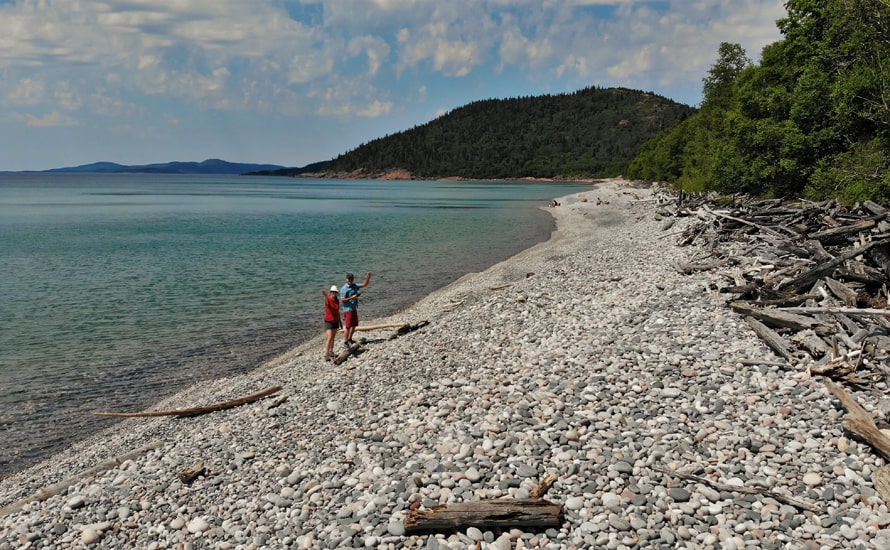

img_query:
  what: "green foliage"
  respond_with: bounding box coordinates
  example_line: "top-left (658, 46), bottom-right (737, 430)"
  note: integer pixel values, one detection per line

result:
top-left (628, 0), bottom-right (890, 203)
top-left (328, 87), bottom-right (695, 179)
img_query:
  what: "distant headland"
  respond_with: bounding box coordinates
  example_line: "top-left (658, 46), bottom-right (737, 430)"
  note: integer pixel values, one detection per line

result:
top-left (39, 159), bottom-right (291, 175)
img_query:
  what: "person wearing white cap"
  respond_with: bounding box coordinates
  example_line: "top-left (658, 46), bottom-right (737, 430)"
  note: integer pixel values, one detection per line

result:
top-left (321, 285), bottom-right (341, 360)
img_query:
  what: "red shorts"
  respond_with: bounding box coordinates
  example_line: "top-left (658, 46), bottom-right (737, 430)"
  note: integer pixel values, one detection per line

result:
top-left (343, 311), bottom-right (359, 328)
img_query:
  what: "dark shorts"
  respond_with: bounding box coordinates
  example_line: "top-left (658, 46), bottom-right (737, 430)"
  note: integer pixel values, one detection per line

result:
top-left (343, 311), bottom-right (358, 328)
top-left (324, 320), bottom-right (341, 330)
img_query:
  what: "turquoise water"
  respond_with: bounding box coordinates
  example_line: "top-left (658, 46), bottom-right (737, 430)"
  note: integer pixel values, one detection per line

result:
top-left (0, 173), bottom-right (587, 473)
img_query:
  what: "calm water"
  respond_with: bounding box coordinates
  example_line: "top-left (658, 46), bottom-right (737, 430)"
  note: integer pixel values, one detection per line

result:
top-left (0, 173), bottom-right (587, 474)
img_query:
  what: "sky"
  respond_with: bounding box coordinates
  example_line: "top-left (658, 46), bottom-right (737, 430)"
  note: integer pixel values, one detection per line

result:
top-left (0, 0), bottom-right (787, 171)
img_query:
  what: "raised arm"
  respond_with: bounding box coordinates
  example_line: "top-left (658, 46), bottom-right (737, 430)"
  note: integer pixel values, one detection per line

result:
top-left (360, 271), bottom-right (372, 288)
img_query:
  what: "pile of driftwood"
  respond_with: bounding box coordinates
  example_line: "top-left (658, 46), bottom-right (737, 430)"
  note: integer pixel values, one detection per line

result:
top-left (657, 191), bottom-right (890, 479)
top-left (662, 193), bottom-right (890, 384)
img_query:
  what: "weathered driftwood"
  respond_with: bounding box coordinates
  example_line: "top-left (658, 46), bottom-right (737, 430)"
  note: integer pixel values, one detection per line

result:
top-left (808, 218), bottom-right (878, 242)
top-left (529, 473), bottom-right (557, 499)
top-left (653, 466), bottom-right (819, 512)
top-left (178, 461), bottom-right (206, 484)
top-left (389, 320), bottom-right (430, 340)
top-left (780, 241), bottom-right (881, 294)
top-left (824, 277), bottom-right (858, 306)
top-left (0, 442), bottom-right (163, 517)
top-left (776, 306), bottom-right (890, 317)
top-left (825, 380), bottom-right (890, 462)
top-left (333, 341), bottom-right (363, 365)
top-left (403, 499), bottom-right (563, 533)
top-left (730, 302), bottom-right (825, 332)
top-left (744, 316), bottom-right (796, 362)
top-left (93, 386), bottom-right (282, 418)
top-left (352, 322), bottom-right (411, 332)
top-left (268, 395), bottom-right (289, 409)
top-left (875, 466), bottom-right (890, 504)
top-left (490, 283), bottom-right (514, 291)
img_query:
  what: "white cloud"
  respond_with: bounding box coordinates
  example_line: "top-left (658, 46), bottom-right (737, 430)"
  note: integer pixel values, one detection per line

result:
top-left (0, 0), bottom-right (788, 169)
top-left (16, 111), bottom-right (79, 127)
top-left (10, 78), bottom-right (44, 105)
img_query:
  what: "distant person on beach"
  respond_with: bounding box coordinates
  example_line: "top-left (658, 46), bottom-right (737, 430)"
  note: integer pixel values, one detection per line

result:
top-left (340, 272), bottom-right (372, 348)
top-left (322, 285), bottom-right (341, 360)
top-left (549, 199), bottom-right (560, 208)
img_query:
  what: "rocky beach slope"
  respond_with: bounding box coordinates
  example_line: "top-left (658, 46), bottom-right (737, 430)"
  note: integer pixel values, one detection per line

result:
top-left (2, 180), bottom-right (888, 549)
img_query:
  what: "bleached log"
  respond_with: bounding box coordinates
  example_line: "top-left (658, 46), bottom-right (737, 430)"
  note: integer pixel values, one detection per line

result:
top-left (731, 302), bottom-right (825, 332)
top-left (777, 306), bottom-right (890, 317)
top-left (94, 386), bottom-right (282, 418)
top-left (809, 219), bottom-right (877, 242)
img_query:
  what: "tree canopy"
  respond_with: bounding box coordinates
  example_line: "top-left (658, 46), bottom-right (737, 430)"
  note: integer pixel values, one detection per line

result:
top-left (627, 0), bottom-right (890, 203)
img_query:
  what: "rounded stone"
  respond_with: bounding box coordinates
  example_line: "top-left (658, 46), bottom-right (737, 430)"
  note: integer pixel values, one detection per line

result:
top-left (667, 488), bottom-right (691, 502)
top-left (564, 496), bottom-right (585, 510)
top-left (802, 472), bottom-right (822, 486)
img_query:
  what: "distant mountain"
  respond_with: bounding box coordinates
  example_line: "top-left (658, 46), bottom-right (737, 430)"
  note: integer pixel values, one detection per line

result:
top-left (325, 86), bottom-right (697, 180)
top-left (245, 160), bottom-right (331, 177)
top-left (46, 158), bottom-right (288, 175)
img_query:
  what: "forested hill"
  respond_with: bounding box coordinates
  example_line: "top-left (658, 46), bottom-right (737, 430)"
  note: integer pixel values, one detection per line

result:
top-left (324, 87), bottom-right (695, 180)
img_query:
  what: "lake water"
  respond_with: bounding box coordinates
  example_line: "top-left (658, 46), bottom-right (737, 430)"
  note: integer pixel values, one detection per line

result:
top-left (0, 173), bottom-right (588, 474)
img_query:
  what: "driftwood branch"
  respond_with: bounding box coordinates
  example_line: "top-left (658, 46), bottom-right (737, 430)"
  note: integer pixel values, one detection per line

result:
top-left (777, 306), bottom-right (890, 317)
top-left (529, 473), bottom-right (557, 499)
top-left (352, 322), bottom-right (411, 332)
top-left (744, 316), bottom-right (796, 362)
top-left (700, 205), bottom-right (788, 238)
top-left (0, 442), bottom-right (163, 517)
top-left (653, 466), bottom-right (819, 512)
top-left (93, 386), bottom-right (283, 418)
top-left (824, 380), bottom-right (890, 462)
top-left (403, 499), bottom-right (563, 533)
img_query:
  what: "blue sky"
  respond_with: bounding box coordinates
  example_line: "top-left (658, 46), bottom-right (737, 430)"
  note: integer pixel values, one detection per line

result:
top-left (0, 0), bottom-right (786, 171)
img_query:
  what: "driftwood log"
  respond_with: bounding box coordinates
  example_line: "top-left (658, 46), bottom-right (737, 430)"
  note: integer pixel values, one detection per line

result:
top-left (333, 340), bottom-right (363, 365)
top-left (93, 386), bottom-right (282, 418)
top-left (825, 380), bottom-right (890, 462)
top-left (403, 499), bottom-right (563, 533)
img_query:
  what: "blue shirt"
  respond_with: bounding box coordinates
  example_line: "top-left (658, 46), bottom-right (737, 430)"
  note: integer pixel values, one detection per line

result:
top-left (340, 283), bottom-right (360, 312)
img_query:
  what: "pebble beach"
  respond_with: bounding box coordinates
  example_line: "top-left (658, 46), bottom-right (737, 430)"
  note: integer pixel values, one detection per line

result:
top-left (2, 180), bottom-right (888, 549)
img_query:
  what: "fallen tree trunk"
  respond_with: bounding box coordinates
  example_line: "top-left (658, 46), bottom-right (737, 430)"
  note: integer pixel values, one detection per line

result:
top-left (93, 386), bottom-right (282, 418)
top-left (403, 499), bottom-right (563, 533)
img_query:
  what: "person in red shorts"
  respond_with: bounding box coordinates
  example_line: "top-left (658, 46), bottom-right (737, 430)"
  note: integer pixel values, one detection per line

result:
top-left (322, 285), bottom-right (341, 360)
top-left (339, 272), bottom-right (372, 348)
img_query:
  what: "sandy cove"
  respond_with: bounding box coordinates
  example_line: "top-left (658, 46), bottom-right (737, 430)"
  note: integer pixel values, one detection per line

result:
top-left (1, 180), bottom-right (888, 549)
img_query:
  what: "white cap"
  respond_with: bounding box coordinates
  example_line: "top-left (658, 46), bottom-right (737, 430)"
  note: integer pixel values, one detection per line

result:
top-left (330, 285), bottom-right (339, 292)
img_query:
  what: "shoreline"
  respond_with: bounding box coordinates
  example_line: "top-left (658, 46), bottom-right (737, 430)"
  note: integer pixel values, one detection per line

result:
top-left (3, 180), bottom-right (888, 548)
